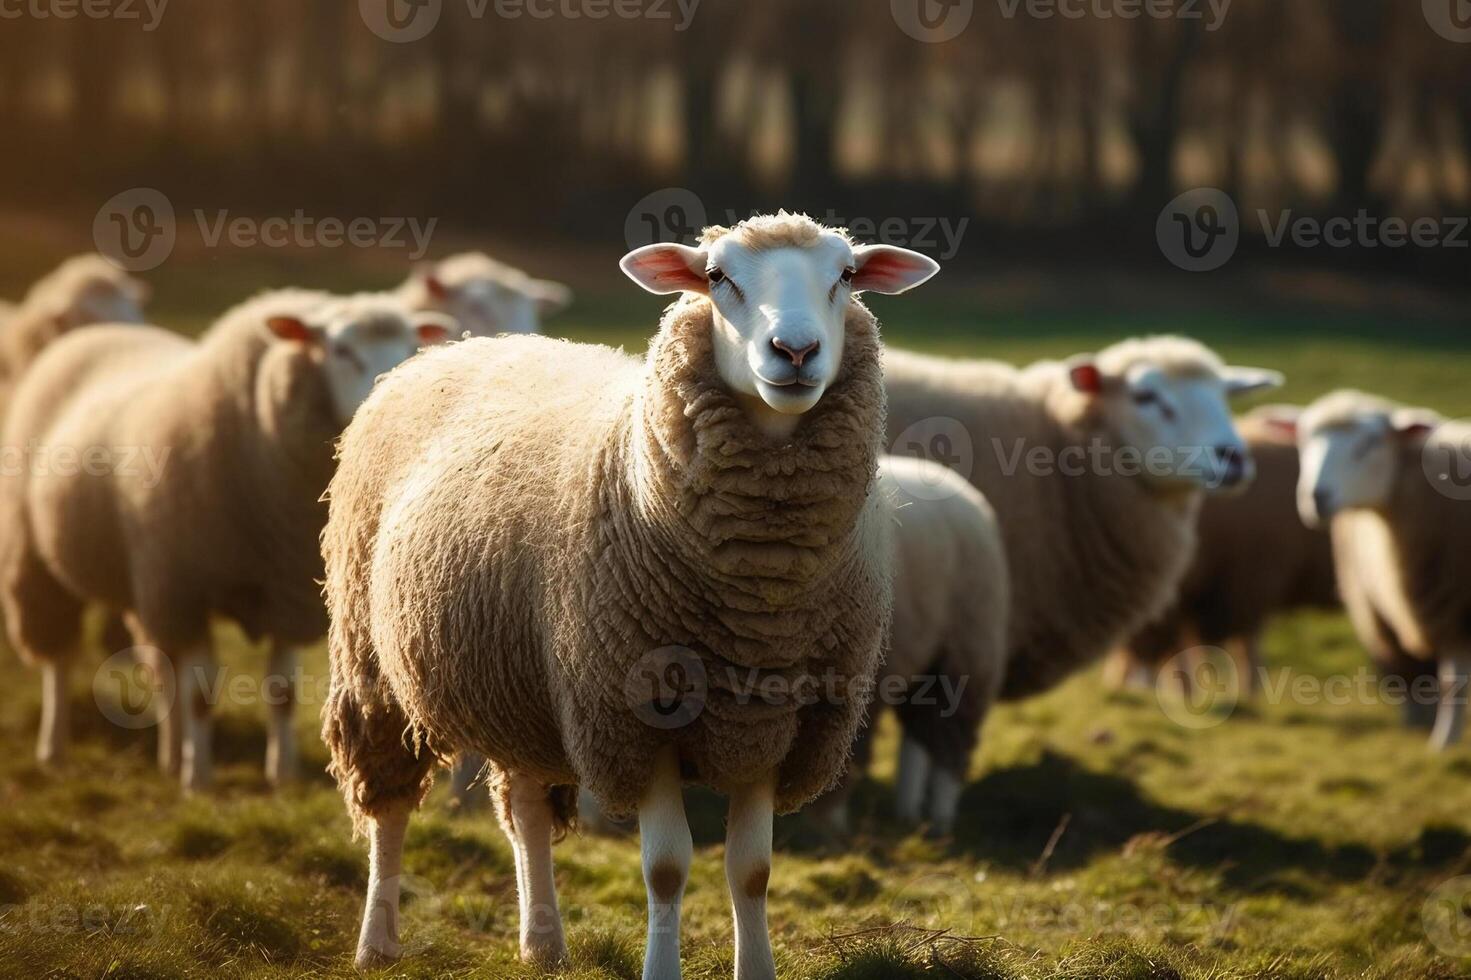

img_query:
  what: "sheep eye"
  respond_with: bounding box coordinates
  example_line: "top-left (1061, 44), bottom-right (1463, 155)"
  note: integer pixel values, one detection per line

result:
top-left (840, 267), bottom-right (856, 285)
top-left (335, 346), bottom-right (366, 370)
top-left (1132, 390), bottom-right (1158, 406)
top-left (1352, 435), bottom-right (1377, 460)
top-left (707, 267), bottom-right (726, 285)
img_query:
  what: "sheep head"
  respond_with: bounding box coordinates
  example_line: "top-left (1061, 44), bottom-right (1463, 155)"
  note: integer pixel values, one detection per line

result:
top-left (404, 252), bottom-right (571, 338)
top-left (1062, 335), bottom-right (1282, 495)
top-left (1295, 390), bottom-right (1438, 527)
top-left (266, 296), bottom-right (455, 426)
top-left (621, 212), bottom-right (938, 438)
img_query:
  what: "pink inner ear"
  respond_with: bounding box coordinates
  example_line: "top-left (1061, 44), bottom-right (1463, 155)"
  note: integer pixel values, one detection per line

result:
top-left (634, 249), bottom-right (705, 290)
top-left (1398, 422), bottom-right (1433, 440)
top-left (1070, 363), bottom-right (1104, 395)
top-left (1265, 418), bottom-right (1298, 438)
top-left (424, 275), bottom-right (450, 301)
top-left (852, 250), bottom-right (927, 292)
top-left (416, 323), bottom-right (451, 345)
top-left (266, 316), bottom-right (314, 344)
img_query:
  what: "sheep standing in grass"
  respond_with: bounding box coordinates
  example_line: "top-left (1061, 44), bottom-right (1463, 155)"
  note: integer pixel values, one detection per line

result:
top-left (399, 251), bottom-right (571, 338)
top-left (320, 213), bottom-right (938, 974)
top-left (0, 254), bottom-right (148, 387)
top-left (0, 290), bottom-right (451, 785)
top-left (1295, 390), bottom-right (1471, 750)
top-left (1107, 406), bottom-right (1338, 696)
top-left (811, 455), bottom-right (1009, 837)
top-left (881, 339), bottom-right (1280, 792)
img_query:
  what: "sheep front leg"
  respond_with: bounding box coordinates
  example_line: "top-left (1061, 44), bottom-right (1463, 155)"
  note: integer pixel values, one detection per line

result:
top-left (264, 641), bottom-right (299, 786)
top-left (1429, 652), bottom-right (1471, 752)
top-left (357, 801), bottom-right (412, 967)
top-left (505, 772), bottom-right (567, 966)
top-left (639, 747), bottom-right (691, 980)
top-left (725, 777), bottom-right (776, 980)
top-left (37, 659), bottom-right (69, 767)
top-left (177, 645), bottom-right (217, 792)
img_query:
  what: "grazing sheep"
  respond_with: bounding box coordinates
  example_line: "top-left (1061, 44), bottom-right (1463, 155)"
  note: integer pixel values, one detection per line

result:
top-left (0, 289), bottom-right (451, 785)
top-left (810, 455), bottom-right (1009, 837)
top-left (320, 213), bottom-right (938, 974)
top-left (399, 251), bottom-right (571, 338)
top-left (1107, 406), bottom-right (1338, 696)
top-left (1295, 389), bottom-right (1471, 750)
top-left (883, 339), bottom-right (1282, 722)
top-left (0, 253), bottom-right (148, 386)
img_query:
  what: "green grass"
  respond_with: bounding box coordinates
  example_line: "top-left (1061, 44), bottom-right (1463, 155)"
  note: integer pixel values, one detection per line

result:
top-left (2, 251), bottom-right (1470, 978)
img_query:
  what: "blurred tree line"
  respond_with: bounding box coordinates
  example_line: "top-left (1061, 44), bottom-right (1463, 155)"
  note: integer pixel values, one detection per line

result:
top-left (0, 0), bottom-right (1466, 272)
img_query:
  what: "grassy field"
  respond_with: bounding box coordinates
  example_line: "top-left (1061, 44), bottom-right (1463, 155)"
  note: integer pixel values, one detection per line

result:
top-left (1, 244), bottom-right (1470, 979)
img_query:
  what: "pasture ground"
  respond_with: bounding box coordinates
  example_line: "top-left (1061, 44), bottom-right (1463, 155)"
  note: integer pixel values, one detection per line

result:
top-left (1, 237), bottom-right (1469, 979)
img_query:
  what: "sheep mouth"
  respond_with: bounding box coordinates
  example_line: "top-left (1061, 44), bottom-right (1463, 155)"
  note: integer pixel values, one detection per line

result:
top-left (755, 372), bottom-right (821, 389)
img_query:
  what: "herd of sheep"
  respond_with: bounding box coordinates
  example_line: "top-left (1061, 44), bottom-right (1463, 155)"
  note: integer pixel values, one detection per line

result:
top-left (0, 212), bottom-right (1464, 979)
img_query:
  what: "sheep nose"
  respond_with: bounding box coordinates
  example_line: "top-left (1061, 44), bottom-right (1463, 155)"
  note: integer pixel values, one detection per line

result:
top-left (1313, 488), bottom-right (1334, 519)
top-left (1213, 445), bottom-right (1246, 487)
top-left (771, 336), bottom-right (819, 368)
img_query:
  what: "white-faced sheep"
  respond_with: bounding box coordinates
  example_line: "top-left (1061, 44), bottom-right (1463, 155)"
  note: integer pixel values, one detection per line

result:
top-left (1107, 406), bottom-right (1339, 697)
top-left (1294, 389), bottom-right (1471, 750)
top-left (0, 253), bottom-right (148, 386)
top-left (809, 454), bottom-right (1009, 838)
top-left (399, 251), bottom-right (571, 338)
top-left (320, 213), bottom-right (938, 974)
top-left (0, 289), bottom-right (451, 787)
top-left (881, 340), bottom-right (1281, 771)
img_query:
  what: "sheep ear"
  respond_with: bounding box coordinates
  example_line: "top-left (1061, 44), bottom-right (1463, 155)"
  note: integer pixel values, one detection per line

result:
top-left (1067, 357), bottom-right (1106, 396)
top-left (850, 245), bottom-right (940, 295)
top-left (1223, 366), bottom-right (1285, 398)
top-left (620, 244), bottom-right (708, 295)
top-left (527, 278), bottom-right (572, 316)
top-left (266, 315), bottom-right (323, 346)
top-left (414, 313), bottom-right (458, 346)
top-left (412, 263), bottom-right (450, 301)
top-left (1392, 408), bottom-right (1438, 441)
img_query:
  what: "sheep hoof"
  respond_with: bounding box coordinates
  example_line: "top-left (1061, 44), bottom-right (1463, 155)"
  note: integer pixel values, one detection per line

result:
top-left (355, 942), bottom-right (402, 969)
top-left (520, 940), bottom-right (568, 969)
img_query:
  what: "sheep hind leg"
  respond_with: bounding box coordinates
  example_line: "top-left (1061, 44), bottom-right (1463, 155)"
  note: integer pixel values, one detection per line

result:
top-left (264, 641), bottom-right (299, 786)
top-left (1429, 652), bottom-right (1471, 752)
top-left (37, 660), bottom-right (70, 767)
top-left (639, 747), bottom-right (691, 980)
top-left (503, 771), bottom-right (567, 967)
top-left (2, 543), bottom-right (84, 767)
top-left (894, 734), bottom-right (933, 827)
top-left (726, 776), bottom-right (776, 980)
top-left (175, 643), bottom-right (218, 793)
top-left (357, 800), bottom-right (412, 967)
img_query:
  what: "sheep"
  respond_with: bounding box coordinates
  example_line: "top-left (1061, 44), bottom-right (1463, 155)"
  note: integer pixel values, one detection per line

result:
top-left (319, 212), bottom-right (939, 974)
top-left (398, 251), bottom-right (571, 338)
top-left (882, 339), bottom-right (1282, 723)
top-left (0, 289), bottom-right (452, 787)
top-left (807, 454), bottom-right (1009, 838)
top-left (1294, 389), bottom-right (1471, 751)
top-left (0, 253), bottom-right (148, 387)
top-left (1106, 405), bottom-right (1338, 697)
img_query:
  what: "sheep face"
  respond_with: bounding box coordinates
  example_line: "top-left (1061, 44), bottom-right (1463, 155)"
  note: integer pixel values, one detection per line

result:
top-left (621, 234), bottom-right (937, 437)
top-left (407, 260), bottom-right (571, 338)
top-left (1295, 401), bottom-right (1435, 527)
top-left (1069, 358), bottom-right (1282, 494)
top-left (267, 301), bottom-right (455, 425)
